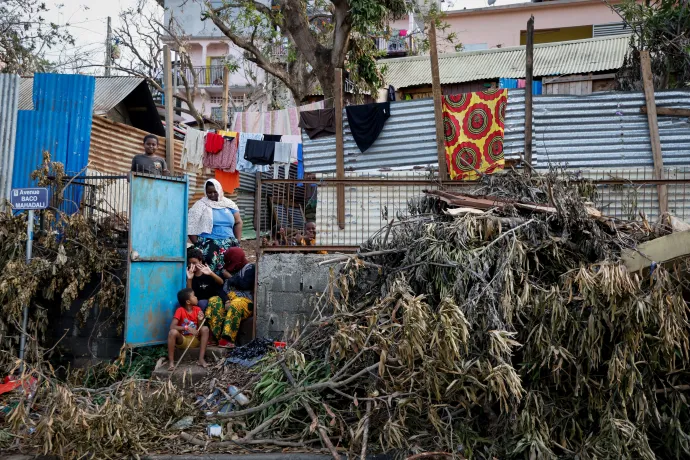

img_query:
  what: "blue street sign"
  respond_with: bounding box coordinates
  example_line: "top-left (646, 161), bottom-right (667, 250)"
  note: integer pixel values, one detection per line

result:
top-left (10, 188), bottom-right (50, 210)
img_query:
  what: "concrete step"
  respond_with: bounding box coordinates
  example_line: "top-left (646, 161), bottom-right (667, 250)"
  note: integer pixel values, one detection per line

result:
top-left (173, 345), bottom-right (229, 362)
top-left (152, 362), bottom-right (209, 387)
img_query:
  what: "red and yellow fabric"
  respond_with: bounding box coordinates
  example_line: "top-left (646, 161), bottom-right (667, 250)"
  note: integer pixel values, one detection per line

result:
top-left (442, 89), bottom-right (507, 181)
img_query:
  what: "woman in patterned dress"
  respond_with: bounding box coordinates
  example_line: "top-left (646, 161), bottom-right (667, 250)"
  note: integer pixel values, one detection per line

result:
top-left (188, 179), bottom-right (243, 275)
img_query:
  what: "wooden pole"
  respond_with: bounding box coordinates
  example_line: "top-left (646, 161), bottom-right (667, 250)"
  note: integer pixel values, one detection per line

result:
top-left (428, 20), bottom-right (447, 181)
top-left (640, 50), bottom-right (668, 216)
top-left (221, 66), bottom-right (230, 129)
top-left (524, 15), bottom-right (534, 166)
top-left (105, 17), bottom-right (112, 77)
top-left (253, 171), bottom-right (262, 340)
top-left (335, 68), bottom-right (345, 230)
top-left (164, 44), bottom-right (175, 172)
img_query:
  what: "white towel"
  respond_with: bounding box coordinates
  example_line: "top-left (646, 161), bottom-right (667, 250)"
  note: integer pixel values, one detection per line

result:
top-left (280, 135), bottom-right (302, 163)
top-left (273, 142), bottom-right (293, 179)
top-left (181, 127), bottom-right (205, 170)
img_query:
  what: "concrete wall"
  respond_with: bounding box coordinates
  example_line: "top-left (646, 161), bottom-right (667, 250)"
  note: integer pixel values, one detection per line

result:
top-left (257, 253), bottom-right (333, 340)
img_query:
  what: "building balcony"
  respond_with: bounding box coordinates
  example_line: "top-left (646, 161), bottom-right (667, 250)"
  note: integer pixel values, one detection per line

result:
top-left (175, 65), bottom-right (226, 88)
top-left (374, 36), bottom-right (415, 58)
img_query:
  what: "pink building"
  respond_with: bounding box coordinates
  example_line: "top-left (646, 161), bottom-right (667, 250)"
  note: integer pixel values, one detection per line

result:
top-left (390, 0), bottom-right (627, 54)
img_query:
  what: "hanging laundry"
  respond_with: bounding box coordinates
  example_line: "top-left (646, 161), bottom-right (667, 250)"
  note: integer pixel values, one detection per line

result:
top-left (280, 135), bottom-right (302, 163)
top-left (232, 101), bottom-right (325, 136)
top-left (263, 134), bottom-right (283, 142)
top-left (204, 135), bottom-right (238, 171)
top-left (345, 101), bottom-right (390, 153)
top-left (236, 133), bottom-right (268, 173)
top-left (297, 144), bottom-right (304, 182)
top-left (442, 89), bottom-right (507, 181)
top-left (244, 140), bottom-right (275, 166)
top-left (181, 127), bottom-right (205, 170)
top-left (205, 132), bottom-right (225, 154)
top-left (215, 169), bottom-right (240, 194)
top-left (299, 108), bottom-right (336, 140)
top-left (388, 85), bottom-right (396, 102)
top-left (273, 142), bottom-right (292, 179)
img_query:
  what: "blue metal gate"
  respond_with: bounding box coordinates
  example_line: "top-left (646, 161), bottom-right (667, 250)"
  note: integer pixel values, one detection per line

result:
top-left (125, 173), bottom-right (188, 346)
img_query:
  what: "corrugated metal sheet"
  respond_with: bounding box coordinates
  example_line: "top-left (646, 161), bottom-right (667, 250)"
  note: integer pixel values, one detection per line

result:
top-left (32, 74), bottom-right (95, 175)
top-left (19, 76), bottom-right (146, 114)
top-left (0, 74), bottom-right (19, 206)
top-left (383, 35), bottom-right (629, 89)
top-left (88, 115), bottom-right (206, 208)
top-left (303, 98), bottom-right (437, 174)
top-left (236, 191), bottom-right (256, 239)
top-left (533, 90), bottom-right (690, 169)
top-left (12, 110), bottom-right (70, 189)
top-left (303, 93), bottom-right (525, 174)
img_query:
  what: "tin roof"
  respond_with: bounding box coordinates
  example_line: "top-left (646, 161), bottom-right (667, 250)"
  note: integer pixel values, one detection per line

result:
top-left (18, 76), bottom-right (147, 114)
top-left (382, 35), bottom-right (630, 89)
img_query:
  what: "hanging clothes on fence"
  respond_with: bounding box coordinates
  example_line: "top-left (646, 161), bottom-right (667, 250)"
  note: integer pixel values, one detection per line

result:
top-left (263, 134), bottom-right (282, 142)
top-left (232, 101), bottom-right (325, 135)
top-left (297, 144), bottom-right (304, 182)
top-left (244, 139), bottom-right (275, 166)
top-left (205, 132), bottom-right (225, 154)
top-left (442, 89), bottom-right (507, 181)
top-left (299, 108), bottom-right (336, 140)
top-left (280, 135), bottom-right (302, 163)
top-left (345, 101), bottom-right (390, 153)
top-left (181, 127), bottom-right (205, 170)
top-left (273, 143), bottom-right (292, 179)
top-left (215, 169), bottom-right (241, 194)
top-left (204, 134), bottom-right (238, 171)
top-left (236, 133), bottom-right (268, 173)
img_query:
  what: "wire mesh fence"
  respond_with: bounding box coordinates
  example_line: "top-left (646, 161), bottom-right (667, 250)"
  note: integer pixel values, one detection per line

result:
top-left (50, 174), bottom-right (130, 222)
top-left (256, 168), bottom-right (690, 251)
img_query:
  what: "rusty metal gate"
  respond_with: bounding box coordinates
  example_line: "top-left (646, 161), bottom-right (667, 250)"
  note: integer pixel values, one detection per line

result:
top-left (124, 173), bottom-right (188, 346)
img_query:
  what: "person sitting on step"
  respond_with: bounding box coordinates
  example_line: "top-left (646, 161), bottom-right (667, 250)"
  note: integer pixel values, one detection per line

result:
top-left (168, 288), bottom-right (210, 370)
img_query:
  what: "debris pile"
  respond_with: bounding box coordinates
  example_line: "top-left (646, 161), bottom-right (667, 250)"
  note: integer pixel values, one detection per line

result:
top-left (210, 170), bottom-right (690, 459)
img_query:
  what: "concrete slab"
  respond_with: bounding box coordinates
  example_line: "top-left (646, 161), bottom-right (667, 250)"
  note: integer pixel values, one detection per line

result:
top-left (173, 345), bottom-right (228, 362)
top-left (152, 362), bottom-right (209, 387)
top-left (623, 230), bottom-right (690, 272)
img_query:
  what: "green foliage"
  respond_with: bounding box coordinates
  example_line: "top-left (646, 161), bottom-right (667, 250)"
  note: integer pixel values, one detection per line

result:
top-left (72, 345), bottom-right (168, 389)
top-left (0, 0), bottom-right (75, 74)
top-left (615, 0), bottom-right (690, 89)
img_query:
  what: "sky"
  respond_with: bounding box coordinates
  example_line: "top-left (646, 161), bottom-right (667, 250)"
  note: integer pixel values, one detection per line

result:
top-left (42, 0), bottom-right (527, 73)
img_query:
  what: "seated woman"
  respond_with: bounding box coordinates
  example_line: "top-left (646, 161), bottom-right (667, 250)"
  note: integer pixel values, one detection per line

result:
top-left (204, 247), bottom-right (255, 348)
top-left (188, 179), bottom-right (243, 275)
top-left (186, 248), bottom-right (228, 307)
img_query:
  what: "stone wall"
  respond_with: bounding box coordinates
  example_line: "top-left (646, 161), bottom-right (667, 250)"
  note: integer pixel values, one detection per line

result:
top-left (257, 253), bottom-right (332, 340)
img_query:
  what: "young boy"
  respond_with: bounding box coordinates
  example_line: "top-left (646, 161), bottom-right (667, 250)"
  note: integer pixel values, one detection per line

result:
top-left (168, 288), bottom-right (210, 370)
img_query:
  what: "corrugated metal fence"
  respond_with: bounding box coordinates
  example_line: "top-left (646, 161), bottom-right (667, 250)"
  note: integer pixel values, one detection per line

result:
top-left (301, 89), bottom-right (690, 174)
top-left (0, 74), bottom-right (19, 206)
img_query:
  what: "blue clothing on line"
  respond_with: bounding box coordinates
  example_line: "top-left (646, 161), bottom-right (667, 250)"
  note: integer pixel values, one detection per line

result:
top-left (200, 208), bottom-right (238, 240)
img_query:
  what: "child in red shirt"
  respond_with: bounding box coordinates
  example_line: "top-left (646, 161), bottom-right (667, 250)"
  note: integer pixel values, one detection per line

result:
top-left (168, 288), bottom-right (210, 370)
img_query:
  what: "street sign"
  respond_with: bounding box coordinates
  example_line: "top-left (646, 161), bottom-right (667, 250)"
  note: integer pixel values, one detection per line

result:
top-left (10, 187), bottom-right (49, 210)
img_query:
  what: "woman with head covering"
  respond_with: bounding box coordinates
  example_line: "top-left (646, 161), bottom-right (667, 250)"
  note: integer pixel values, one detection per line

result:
top-left (204, 247), bottom-right (255, 348)
top-left (188, 179), bottom-right (243, 275)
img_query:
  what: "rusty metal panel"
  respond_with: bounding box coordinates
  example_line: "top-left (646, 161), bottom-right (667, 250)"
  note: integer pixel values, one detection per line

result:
top-left (125, 174), bottom-right (189, 346)
top-left (0, 74), bottom-right (19, 205)
top-left (88, 115), bottom-right (205, 207)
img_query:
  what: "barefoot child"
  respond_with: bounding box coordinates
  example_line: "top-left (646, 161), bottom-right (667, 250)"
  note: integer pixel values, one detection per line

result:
top-left (168, 288), bottom-right (210, 369)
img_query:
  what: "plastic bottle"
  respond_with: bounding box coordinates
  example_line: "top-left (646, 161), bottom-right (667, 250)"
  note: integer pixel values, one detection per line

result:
top-left (227, 385), bottom-right (250, 406)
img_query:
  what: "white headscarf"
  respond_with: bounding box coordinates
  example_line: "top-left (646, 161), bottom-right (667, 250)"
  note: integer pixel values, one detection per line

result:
top-left (188, 178), bottom-right (239, 236)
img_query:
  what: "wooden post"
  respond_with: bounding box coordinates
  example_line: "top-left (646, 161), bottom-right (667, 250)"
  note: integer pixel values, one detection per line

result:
top-left (335, 68), bottom-right (345, 230)
top-left (428, 20), bottom-right (447, 181)
top-left (524, 15), bottom-right (534, 166)
top-left (253, 171), bottom-right (262, 341)
top-left (640, 50), bottom-right (668, 216)
top-left (221, 66), bottom-right (230, 129)
top-left (163, 45), bottom-right (175, 172)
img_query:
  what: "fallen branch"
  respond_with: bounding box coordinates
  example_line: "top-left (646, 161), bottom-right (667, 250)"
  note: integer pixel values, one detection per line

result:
top-left (360, 401), bottom-right (371, 460)
top-left (319, 249), bottom-right (405, 266)
top-left (180, 432), bottom-right (304, 448)
top-left (280, 362), bottom-right (340, 460)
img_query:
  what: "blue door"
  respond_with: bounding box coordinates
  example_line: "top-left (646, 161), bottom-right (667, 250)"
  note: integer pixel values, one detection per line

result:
top-left (125, 173), bottom-right (188, 346)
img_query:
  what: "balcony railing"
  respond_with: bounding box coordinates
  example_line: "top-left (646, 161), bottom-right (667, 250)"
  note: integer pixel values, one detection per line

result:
top-left (176, 65), bottom-right (226, 87)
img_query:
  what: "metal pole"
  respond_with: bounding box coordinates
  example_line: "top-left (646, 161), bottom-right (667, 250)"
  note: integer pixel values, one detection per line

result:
top-left (18, 209), bottom-right (34, 370)
top-left (105, 17), bottom-right (112, 77)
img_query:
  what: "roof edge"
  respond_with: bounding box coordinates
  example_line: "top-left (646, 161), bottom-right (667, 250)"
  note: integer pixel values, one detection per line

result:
top-left (444, 0), bottom-right (623, 17)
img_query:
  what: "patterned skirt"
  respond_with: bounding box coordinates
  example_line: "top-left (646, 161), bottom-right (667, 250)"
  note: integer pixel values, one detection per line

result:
top-left (204, 291), bottom-right (254, 343)
top-left (195, 236), bottom-right (238, 275)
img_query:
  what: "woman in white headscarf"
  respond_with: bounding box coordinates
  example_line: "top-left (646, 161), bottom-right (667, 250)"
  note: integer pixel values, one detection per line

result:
top-left (188, 179), bottom-right (243, 275)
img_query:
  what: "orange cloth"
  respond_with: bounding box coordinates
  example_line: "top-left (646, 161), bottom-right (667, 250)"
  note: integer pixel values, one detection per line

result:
top-left (442, 89), bottom-right (507, 181)
top-left (215, 170), bottom-right (240, 194)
